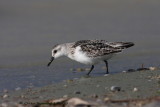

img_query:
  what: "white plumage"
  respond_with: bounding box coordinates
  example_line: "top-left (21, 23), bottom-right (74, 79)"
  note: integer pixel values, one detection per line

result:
top-left (47, 40), bottom-right (134, 75)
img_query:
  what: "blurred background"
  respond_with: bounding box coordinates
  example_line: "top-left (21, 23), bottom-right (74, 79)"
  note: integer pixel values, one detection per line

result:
top-left (0, 0), bottom-right (160, 91)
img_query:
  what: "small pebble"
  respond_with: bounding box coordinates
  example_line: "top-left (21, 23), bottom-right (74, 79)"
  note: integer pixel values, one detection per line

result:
top-left (91, 94), bottom-right (98, 98)
top-left (104, 97), bottom-right (110, 102)
top-left (133, 87), bottom-right (138, 92)
top-left (15, 87), bottom-right (21, 91)
top-left (63, 95), bottom-right (68, 98)
top-left (122, 70), bottom-right (127, 73)
top-left (110, 86), bottom-right (121, 92)
top-left (3, 94), bottom-right (9, 99)
top-left (104, 74), bottom-right (109, 76)
top-left (21, 95), bottom-right (25, 98)
top-left (74, 91), bottom-right (81, 94)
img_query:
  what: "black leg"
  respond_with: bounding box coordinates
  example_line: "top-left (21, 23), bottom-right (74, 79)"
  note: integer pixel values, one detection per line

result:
top-left (104, 60), bottom-right (109, 74)
top-left (87, 65), bottom-right (94, 75)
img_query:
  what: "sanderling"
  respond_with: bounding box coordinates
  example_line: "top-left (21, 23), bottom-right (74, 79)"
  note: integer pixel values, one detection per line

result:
top-left (47, 40), bottom-right (134, 75)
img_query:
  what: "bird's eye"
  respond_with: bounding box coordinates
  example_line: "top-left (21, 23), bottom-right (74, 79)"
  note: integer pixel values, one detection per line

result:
top-left (54, 50), bottom-right (57, 53)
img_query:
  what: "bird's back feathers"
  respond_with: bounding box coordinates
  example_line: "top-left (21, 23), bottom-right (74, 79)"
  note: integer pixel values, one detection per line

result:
top-left (72, 40), bottom-right (134, 57)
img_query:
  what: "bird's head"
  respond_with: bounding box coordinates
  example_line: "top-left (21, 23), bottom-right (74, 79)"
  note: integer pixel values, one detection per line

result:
top-left (47, 44), bottom-right (67, 66)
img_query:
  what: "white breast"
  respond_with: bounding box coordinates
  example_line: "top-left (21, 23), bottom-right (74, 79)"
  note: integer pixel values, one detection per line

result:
top-left (67, 47), bottom-right (96, 65)
top-left (73, 46), bottom-right (94, 64)
top-left (67, 46), bottom-right (115, 65)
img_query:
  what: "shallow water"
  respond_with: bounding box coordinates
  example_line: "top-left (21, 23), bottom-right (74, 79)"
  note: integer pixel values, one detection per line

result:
top-left (0, 0), bottom-right (160, 91)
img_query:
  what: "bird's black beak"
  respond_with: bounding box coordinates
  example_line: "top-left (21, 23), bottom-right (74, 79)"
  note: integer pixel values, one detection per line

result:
top-left (47, 57), bottom-right (54, 67)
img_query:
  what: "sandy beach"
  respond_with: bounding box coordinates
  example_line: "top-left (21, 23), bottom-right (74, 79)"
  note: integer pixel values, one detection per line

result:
top-left (1, 0), bottom-right (160, 107)
top-left (1, 69), bottom-right (160, 106)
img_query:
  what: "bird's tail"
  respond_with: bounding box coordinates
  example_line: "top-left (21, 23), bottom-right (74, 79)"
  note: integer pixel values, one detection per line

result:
top-left (107, 42), bottom-right (134, 49)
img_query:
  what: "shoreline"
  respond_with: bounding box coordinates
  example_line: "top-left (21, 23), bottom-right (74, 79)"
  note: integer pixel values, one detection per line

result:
top-left (1, 70), bottom-right (160, 106)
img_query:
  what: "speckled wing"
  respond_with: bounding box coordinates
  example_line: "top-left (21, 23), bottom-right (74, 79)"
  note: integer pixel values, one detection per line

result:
top-left (79, 42), bottom-right (122, 57)
top-left (72, 40), bottom-right (106, 48)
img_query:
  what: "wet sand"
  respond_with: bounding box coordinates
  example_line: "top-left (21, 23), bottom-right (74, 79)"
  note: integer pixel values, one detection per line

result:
top-left (1, 0), bottom-right (160, 92)
top-left (1, 70), bottom-right (160, 106)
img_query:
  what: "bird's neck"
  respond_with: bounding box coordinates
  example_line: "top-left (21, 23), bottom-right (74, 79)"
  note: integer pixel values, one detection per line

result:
top-left (64, 43), bottom-right (74, 57)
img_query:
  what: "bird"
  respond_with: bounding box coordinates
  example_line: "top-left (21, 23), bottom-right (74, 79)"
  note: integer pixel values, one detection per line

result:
top-left (47, 40), bottom-right (134, 75)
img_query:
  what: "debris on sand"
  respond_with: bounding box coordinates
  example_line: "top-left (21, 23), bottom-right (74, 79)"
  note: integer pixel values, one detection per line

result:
top-left (110, 86), bottom-right (121, 92)
top-left (122, 69), bottom-right (136, 73)
top-left (66, 98), bottom-right (91, 107)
